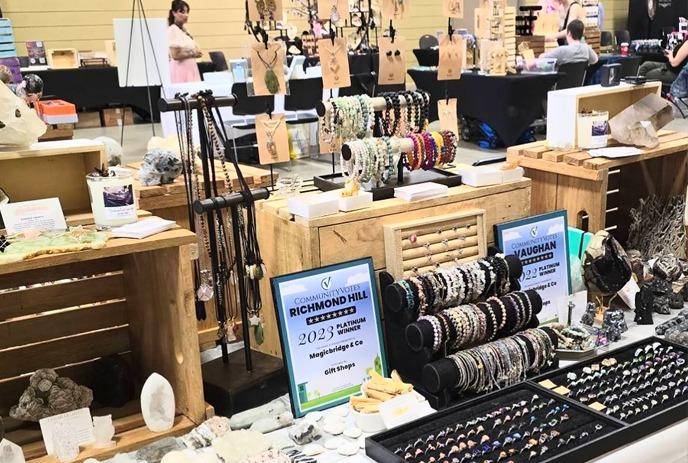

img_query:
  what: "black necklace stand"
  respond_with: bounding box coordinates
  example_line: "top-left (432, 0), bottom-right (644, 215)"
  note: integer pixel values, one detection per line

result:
top-left (159, 95), bottom-right (287, 415)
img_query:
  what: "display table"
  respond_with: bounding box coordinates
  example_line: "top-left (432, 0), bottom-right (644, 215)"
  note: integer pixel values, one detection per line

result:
top-left (128, 160), bottom-right (275, 351)
top-left (506, 131), bottom-right (688, 242)
top-left (0, 224), bottom-right (208, 462)
top-left (254, 180), bottom-right (533, 357)
top-left (407, 69), bottom-right (560, 145)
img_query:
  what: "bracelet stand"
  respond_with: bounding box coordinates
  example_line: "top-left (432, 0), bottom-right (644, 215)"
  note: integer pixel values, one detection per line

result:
top-left (379, 255), bottom-right (529, 409)
top-left (313, 91), bottom-right (462, 200)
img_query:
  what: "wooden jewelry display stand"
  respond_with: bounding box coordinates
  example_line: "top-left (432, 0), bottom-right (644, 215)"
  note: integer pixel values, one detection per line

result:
top-left (0, 227), bottom-right (207, 462)
top-left (383, 209), bottom-right (487, 279)
top-left (253, 180), bottom-right (532, 358)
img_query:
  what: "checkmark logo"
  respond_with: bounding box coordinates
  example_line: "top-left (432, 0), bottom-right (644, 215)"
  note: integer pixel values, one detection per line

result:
top-left (321, 277), bottom-right (332, 290)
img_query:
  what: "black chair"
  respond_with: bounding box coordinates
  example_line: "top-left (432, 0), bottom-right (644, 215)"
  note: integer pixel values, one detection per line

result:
top-left (614, 30), bottom-right (630, 45)
top-left (556, 61), bottom-right (588, 90)
top-left (209, 51), bottom-right (228, 72)
top-left (617, 56), bottom-right (641, 78)
top-left (600, 31), bottom-right (614, 49)
top-left (419, 34), bottom-right (439, 50)
top-left (284, 77), bottom-right (323, 125)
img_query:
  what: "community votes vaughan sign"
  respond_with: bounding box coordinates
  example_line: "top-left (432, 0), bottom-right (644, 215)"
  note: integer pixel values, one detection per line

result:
top-left (271, 258), bottom-right (388, 417)
top-left (495, 211), bottom-right (571, 322)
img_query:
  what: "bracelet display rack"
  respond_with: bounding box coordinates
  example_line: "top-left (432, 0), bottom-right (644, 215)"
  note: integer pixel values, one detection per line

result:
top-left (378, 253), bottom-right (557, 409)
top-left (365, 337), bottom-right (688, 463)
top-left (313, 96), bottom-right (462, 200)
top-left (383, 210), bottom-right (487, 280)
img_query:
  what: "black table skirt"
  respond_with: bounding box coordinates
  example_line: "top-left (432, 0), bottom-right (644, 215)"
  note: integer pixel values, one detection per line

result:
top-left (413, 49), bottom-right (439, 67)
top-left (29, 62), bottom-right (216, 122)
top-left (408, 69), bottom-right (560, 146)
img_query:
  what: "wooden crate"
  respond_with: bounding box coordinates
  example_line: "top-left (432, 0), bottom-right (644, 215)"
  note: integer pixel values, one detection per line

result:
top-left (128, 160), bottom-right (275, 351)
top-left (585, 27), bottom-right (601, 54)
top-left (516, 35), bottom-right (546, 56)
top-left (0, 226), bottom-right (206, 462)
top-left (506, 131), bottom-right (688, 244)
top-left (383, 209), bottom-right (487, 279)
top-left (38, 124), bottom-right (74, 142)
top-left (254, 180), bottom-right (532, 358)
top-left (103, 107), bottom-right (134, 127)
top-left (46, 48), bottom-right (79, 69)
top-left (0, 141), bottom-right (105, 216)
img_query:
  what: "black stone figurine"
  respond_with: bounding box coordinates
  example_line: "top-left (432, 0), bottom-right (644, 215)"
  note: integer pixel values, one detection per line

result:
top-left (634, 286), bottom-right (655, 325)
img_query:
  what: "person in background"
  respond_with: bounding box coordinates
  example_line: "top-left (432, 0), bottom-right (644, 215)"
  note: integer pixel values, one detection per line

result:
top-left (167, 0), bottom-right (201, 83)
top-left (548, 0), bottom-right (586, 46)
top-left (668, 41), bottom-right (688, 98)
top-left (639, 40), bottom-right (688, 88)
top-left (541, 20), bottom-right (598, 66)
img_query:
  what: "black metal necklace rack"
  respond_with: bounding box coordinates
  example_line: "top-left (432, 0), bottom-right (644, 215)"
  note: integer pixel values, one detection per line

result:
top-left (159, 93), bottom-right (285, 414)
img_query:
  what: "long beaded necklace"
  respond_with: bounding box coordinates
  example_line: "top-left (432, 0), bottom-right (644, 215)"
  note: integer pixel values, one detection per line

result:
top-left (199, 93), bottom-right (267, 344)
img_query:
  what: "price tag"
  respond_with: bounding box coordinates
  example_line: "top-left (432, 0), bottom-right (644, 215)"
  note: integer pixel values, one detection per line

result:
top-left (589, 401), bottom-right (607, 411)
top-left (539, 379), bottom-right (557, 389)
top-left (553, 385), bottom-right (571, 395)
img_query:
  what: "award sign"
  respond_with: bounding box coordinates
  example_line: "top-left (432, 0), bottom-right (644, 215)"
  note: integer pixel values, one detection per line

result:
top-left (272, 258), bottom-right (388, 417)
top-left (494, 211), bottom-right (571, 322)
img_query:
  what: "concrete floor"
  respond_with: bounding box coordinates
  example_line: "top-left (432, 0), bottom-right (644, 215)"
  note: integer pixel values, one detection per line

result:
top-left (77, 117), bottom-right (688, 178)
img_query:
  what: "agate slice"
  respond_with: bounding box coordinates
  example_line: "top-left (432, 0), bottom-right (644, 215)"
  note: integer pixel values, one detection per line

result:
top-left (141, 373), bottom-right (175, 432)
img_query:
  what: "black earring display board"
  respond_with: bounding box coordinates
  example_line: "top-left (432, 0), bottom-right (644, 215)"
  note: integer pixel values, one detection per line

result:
top-left (365, 382), bottom-right (626, 463)
top-left (378, 254), bottom-right (561, 409)
top-left (532, 337), bottom-right (688, 432)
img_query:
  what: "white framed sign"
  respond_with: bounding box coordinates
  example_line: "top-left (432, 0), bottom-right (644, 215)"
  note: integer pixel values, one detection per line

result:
top-left (271, 258), bottom-right (388, 417)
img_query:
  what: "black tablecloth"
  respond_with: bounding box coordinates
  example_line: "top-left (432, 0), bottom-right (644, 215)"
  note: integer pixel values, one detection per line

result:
top-left (408, 69), bottom-right (560, 146)
top-left (29, 62), bottom-right (216, 122)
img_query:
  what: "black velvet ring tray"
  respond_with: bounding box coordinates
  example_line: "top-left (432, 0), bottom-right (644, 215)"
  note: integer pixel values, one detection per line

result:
top-left (365, 382), bottom-right (624, 463)
top-left (532, 336), bottom-right (688, 429)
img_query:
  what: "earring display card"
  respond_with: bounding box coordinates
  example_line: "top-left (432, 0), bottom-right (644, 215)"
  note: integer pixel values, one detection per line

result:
top-left (535, 337), bottom-right (688, 426)
top-left (365, 383), bottom-right (623, 463)
top-left (438, 35), bottom-right (466, 81)
top-left (382, 0), bottom-right (410, 19)
top-left (443, 0), bottom-right (464, 19)
top-left (318, 0), bottom-right (349, 23)
top-left (378, 36), bottom-right (407, 86)
top-left (318, 37), bottom-right (351, 89)
top-left (249, 42), bottom-right (286, 96)
top-left (247, 0), bottom-right (284, 22)
top-left (438, 98), bottom-right (459, 137)
top-left (255, 113), bottom-right (290, 164)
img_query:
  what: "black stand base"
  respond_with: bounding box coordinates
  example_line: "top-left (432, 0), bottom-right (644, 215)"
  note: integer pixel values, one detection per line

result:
top-left (202, 349), bottom-right (288, 416)
top-left (313, 169), bottom-right (462, 201)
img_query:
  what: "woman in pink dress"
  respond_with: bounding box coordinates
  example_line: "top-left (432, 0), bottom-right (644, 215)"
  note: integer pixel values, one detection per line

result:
top-left (167, 0), bottom-right (202, 83)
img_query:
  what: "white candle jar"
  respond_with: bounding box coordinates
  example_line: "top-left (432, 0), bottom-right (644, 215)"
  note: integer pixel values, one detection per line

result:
top-left (86, 171), bottom-right (138, 230)
top-left (577, 111), bottom-right (609, 149)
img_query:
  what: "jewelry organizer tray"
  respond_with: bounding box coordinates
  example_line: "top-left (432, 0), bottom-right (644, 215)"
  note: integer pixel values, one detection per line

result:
top-left (313, 168), bottom-right (462, 201)
top-left (532, 337), bottom-right (688, 430)
top-left (365, 382), bottom-right (625, 463)
top-left (383, 210), bottom-right (487, 280)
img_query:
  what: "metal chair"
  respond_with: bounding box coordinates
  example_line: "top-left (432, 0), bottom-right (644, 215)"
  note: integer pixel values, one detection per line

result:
top-left (555, 61), bottom-right (588, 90)
top-left (614, 30), bottom-right (630, 45)
top-left (600, 31), bottom-right (614, 50)
top-left (419, 34), bottom-right (439, 50)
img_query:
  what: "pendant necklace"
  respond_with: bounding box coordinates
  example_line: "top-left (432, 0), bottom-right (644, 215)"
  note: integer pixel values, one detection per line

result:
top-left (261, 116), bottom-right (284, 159)
top-left (449, 0), bottom-right (461, 15)
top-left (255, 0), bottom-right (277, 21)
top-left (327, 41), bottom-right (343, 83)
top-left (256, 48), bottom-right (280, 94)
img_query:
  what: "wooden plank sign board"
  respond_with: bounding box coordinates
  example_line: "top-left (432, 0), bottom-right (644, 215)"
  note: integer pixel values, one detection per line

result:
top-left (383, 209), bottom-right (487, 279)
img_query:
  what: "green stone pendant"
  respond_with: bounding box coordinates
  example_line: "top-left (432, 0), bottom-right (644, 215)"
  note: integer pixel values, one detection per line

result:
top-left (254, 323), bottom-right (265, 345)
top-left (264, 69), bottom-right (279, 94)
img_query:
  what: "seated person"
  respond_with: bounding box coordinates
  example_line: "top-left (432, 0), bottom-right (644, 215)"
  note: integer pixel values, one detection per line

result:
top-left (540, 20), bottom-right (599, 66)
top-left (669, 45), bottom-right (688, 98)
top-left (641, 40), bottom-right (688, 90)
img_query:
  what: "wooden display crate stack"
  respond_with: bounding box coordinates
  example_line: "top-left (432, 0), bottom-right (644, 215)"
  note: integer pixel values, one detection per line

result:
top-left (506, 131), bottom-right (688, 243)
top-left (585, 28), bottom-right (601, 54)
top-left (505, 6), bottom-right (517, 67)
top-left (0, 228), bottom-right (208, 462)
top-left (383, 210), bottom-right (487, 279)
top-left (582, 0), bottom-right (600, 29)
top-left (516, 35), bottom-right (546, 56)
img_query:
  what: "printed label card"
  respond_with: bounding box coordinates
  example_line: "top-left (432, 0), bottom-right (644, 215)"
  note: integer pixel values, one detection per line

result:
top-left (438, 35), bottom-right (466, 81)
top-left (255, 113), bottom-right (290, 164)
top-left (378, 36), bottom-right (407, 85)
top-left (438, 98), bottom-right (459, 136)
top-left (318, 38), bottom-right (351, 89)
top-left (443, 0), bottom-right (464, 19)
top-left (247, 0), bottom-right (284, 22)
